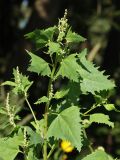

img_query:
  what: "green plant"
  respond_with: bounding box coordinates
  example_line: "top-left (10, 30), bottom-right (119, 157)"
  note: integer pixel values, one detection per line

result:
top-left (0, 10), bottom-right (117, 160)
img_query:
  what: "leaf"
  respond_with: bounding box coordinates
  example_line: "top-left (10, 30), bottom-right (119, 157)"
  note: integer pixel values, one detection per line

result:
top-left (66, 82), bottom-right (81, 105)
top-left (27, 50), bottom-right (51, 76)
top-left (104, 104), bottom-right (120, 112)
top-left (31, 119), bottom-right (45, 138)
top-left (66, 29), bottom-right (86, 43)
top-left (12, 68), bottom-right (33, 94)
top-left (26, 127), bottom-right (43, 146)
top-left (77, 49), bottom-right (115, 94)
top-left (0, 135), bottom-right (23, 160)
top-left (25, 26), bottom-right (57, 49)
top-left (89, 113), bottom-right (114, 128)
top-left (27, 148), bottom-right (39, 160)
top-left (54, 88), bottom-right (69, 99)
top-left (56, 54), bottom-right (79, 82)
top-left (47, 106), bottom-right (82, 151)
top-left (48, 41), bottom-right (61, 55)
top-left (35, 96), bottom-right (49, 104)
top-left (0, 109), bottom-right (7, 115)
top-left (82, 149), bottom-right (113, 160)
top-left (2, 69), bottom-right (33, 94)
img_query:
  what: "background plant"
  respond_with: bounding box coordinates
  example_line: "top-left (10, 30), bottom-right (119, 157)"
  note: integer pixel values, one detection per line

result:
top-left (0, 10), bottom-right (118, 160)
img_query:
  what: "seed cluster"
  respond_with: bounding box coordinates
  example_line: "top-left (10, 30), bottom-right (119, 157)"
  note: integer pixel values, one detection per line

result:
top-left (6, 93), bottom-right (16, 128)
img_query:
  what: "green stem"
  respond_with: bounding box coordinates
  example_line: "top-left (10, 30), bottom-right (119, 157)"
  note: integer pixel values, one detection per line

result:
top-left (43, 59), bottom-right (57, 160)
top-left (83, 130), bottom-right (93, 153)
top-left (84, 104), bottom-right (99, 115)
top-left (47, 144), bottom-right (56, 159)
top-left (25, 95), bottom-right (38, 127)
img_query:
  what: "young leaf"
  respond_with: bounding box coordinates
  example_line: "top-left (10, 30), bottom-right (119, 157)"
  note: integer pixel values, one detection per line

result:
top-left (27, 50), bottom-right (51, 76)
top-left (2, 69), bottom-right (33, 94)
top-left (35, 96), bottom-right (49, 105)
top-left (0, 135), bottom-right (23, 160)
top-left (66, 29), bottom-right (86, 43)
top-left (54, 88), bottom-right (69, 99)
top-left (13, 68), bottom-right (33, 94)
top-left (25, 26), bottom-right (57, 49)
top-left (56, 54), bottom-right (79, 82)
top-left (104, 104), bottom-right (120, 112)
top-left (89, 113), bottom-right (114, 128)
top-left (82, 149), bottom-right (113, 160)
top-left (77, 49), bottom-right (115, 94)
top-left (48, 41), bottom-right (61, 55)
top-left (47, 106), bottom-right (82, 151)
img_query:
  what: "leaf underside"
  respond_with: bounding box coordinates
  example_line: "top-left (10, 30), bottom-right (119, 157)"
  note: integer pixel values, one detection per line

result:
top-left (89, 113), bottom-right (114, 128)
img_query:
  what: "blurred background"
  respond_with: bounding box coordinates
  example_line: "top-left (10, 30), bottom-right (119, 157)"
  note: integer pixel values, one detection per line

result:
top-left (0, 0), bottom-right (120, 159)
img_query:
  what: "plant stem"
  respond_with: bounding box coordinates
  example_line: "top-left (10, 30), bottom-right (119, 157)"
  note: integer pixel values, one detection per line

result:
top-left (83, 130), bottom-right (93, 153)
top-left (83, 104), bottom-right (99, 115)
top-left (47, 144), bottom-right (56, 159)
top-left (43, 60), bottom-right (57, 160)
top-left (25, 95), bottom-right (38, 127)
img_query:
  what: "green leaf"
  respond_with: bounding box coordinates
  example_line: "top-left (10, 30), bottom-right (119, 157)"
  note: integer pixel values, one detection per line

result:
top-left (27, 148), bottom-right (39, 160)
top-left (25, 26), bottom-right (57, 49)
top-left (54, 88), bottom-right (69, 99)
top-left (48, 41), bottom-right (61, 55)
top-left (27, 50), bottom-right (51, 76)
top-left (2, 69), bottom-right (33, 94)
top-left (82, 149), bottom-right (113, 160)
top-left (0, 135), bottom-right (23, 160)
top-left (47, 106), bottom-right (82, 151)
top-left (89, 113), bottom-right (114, 128)
top-left (35, 96), bottom-right (49, 104)
top-left (56, 54), bottom-right (79, 82)
top-left (0, 109), bottom-right (7, 115)
top-left (104, 104), bottom-right (120, 112)
top-left (31, 119), bottom-right (45, 138)
top-left (66, 82), bottom-right (81, 105)
top-left (66, 29), bottom-right (86, 43)
top-left (77, 49), bottom-right (115, 94)
top-left (26, 127), bottom-right (43, 146)
top-left (12, 68), bottom-right (33, 94)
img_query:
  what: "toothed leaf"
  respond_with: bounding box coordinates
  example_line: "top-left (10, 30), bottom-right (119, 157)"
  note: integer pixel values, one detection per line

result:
top-left (82, 149), bottom-right (113, 160)
top-left (54, 88), bottom-right (69, 99)
top-left (0, 134), bottom-right (23, 160)
top-left (25, 26), bottom-right (57, 49)
top-left (27, 51), bottom-right (51, 76)
top-left (48, 41), bottom-right (61, 55)
top-left (35, 96), bottom-right (49, 104)
top-left (77, 49), bottom-right (115, 94)
top-left (66, 29), bottom-right (86, 43)
top-left (89, 113), bottom-right (114, 128)
top-left (56, 54), bottom-right (79, 82)
top-left (47, 106), bottom-right (82, 151)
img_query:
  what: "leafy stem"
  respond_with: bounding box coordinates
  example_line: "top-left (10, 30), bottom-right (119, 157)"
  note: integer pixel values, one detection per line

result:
top-left (43, 58), bottom-right (58, 160)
